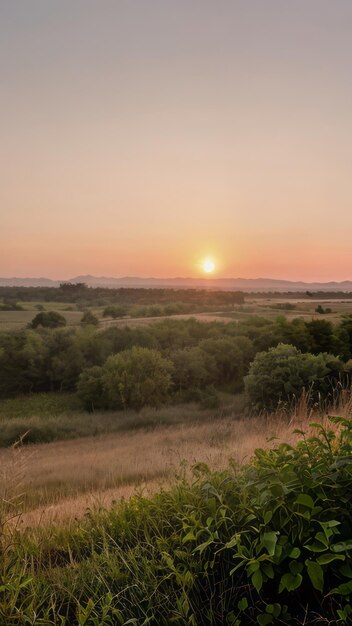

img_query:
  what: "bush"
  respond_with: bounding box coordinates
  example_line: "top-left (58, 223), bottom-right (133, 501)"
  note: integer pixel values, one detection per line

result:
top-left (76, 365), bottom-right (105, 411)
top-left (245, 343), bottom-right (333, 412)
top-left (81, 310), bottom-right (99, 326)
top-left (102, 305), bottom-right (127, 318)
top-left (78, 347), bottom-right (174, 410)
top-left (29, 311), bottom-right (67, 329)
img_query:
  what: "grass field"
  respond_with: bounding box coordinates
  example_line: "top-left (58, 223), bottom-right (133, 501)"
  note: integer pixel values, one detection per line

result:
top-left (0, 308), bottom-right (83, 331)
top-left (2, 296), bottom-right (352, 331)
top-left (0, 391), bottom-right (241, 447)
top-left (1, 413), bottom-right (297, 527)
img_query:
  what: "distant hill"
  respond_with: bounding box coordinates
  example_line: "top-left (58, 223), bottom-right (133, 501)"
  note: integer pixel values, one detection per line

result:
top-left (1, 274), bottom-right (352, 292)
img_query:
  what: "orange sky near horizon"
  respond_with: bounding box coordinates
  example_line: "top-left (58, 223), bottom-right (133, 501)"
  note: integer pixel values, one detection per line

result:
top-left (1, 1), bottom-right (352, 281)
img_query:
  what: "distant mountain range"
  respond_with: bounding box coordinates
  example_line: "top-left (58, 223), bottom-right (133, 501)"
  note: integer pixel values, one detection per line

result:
top-left (1, 275), bottom-right (352, 292)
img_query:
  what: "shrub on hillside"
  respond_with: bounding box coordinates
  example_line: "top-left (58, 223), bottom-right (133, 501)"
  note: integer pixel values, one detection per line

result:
top-left (77, 346), bottom-right (174, 410)
top-left (102, 305), bottom-right (127, 318)
top-left (81, 310), bottom-right (99, 326)
top-left (29, 311), bottom-right (67, 329)
top-left (245, 343), bottom-right (339, 412)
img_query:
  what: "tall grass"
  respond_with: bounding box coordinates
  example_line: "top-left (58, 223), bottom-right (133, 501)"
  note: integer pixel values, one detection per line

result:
top-left (1, 417), bottom-right (352, 624)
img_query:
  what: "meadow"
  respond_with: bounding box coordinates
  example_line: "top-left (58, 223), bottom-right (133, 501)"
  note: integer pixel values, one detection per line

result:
top-left (1, 286), bottom-right (352, 624)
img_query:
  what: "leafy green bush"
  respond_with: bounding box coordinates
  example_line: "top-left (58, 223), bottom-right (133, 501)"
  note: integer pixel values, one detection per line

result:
top-left (245, 343), bottom-right (339, 412)
top-left (3, 418), bottom-right (352, 624)
top-left (29, 311), bottom-right (67, 328)
top-left (77, 346), bottom-right (174, 411)
top-left (81, 310), bottom-right (99, 326)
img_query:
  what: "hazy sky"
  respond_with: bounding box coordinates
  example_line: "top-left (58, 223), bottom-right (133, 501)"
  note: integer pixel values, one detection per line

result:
top-left (1, 1), bottom-right (352, 280)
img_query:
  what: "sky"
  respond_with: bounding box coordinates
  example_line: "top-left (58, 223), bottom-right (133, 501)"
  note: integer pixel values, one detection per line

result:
top-left (1, 0), bottom-right (352, 281)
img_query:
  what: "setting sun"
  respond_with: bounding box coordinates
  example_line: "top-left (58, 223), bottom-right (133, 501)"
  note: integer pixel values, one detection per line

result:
top-left (202, 258), bottom-right (215, 274)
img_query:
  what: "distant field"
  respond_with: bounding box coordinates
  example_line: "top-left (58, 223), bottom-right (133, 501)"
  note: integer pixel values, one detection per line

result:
top-left (0, 308), bottom-right (83, 331)
top-left (220, 297), bottom-right (352, 322)
top-left (1, 296), bottom-right (351, 331)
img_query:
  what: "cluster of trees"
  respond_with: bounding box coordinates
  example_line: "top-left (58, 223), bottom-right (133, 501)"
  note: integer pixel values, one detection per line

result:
top-left (2, 314), bottom-right (352, 411)
top-left (0, 318), bottom-right (254, 402)
top-left (0, 284), bottom-right (244, 307)
top-left (102, 302), bottom-right (205, 319)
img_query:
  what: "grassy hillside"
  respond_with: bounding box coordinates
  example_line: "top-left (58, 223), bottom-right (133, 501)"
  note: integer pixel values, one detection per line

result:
top-left (2, 417), bottom-right (352, 625)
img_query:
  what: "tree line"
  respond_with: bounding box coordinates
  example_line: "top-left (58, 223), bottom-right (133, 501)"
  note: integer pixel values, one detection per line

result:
top-left (1, 315), bottom-right (352, 411)
top-left (0, 284), bottom-right (244, 307)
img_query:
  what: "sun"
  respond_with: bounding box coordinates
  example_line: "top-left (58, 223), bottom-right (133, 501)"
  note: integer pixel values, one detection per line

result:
top-left (202, 258), bottom-right (215, 274)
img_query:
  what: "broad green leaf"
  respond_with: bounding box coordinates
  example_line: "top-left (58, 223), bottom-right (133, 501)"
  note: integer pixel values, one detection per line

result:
top-left (262, 531), bottom-right (278, 557)
top-left (306, 560), bottom-right (324, 593)
top-left (295, 494), bottom-right (314, 509)
top-left (252, 569), bottom-right (263, 592)
top-left (238, 597), bottom-right (248, 611)
top-left (257, 615), bottom-right (273, 625)
top-left (279, 572), bottom-right (303, 592)
top-left (317, 553), bottom-right (345, 565)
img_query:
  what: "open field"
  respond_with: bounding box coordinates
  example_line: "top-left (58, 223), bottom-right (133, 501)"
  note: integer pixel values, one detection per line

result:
top-left (1, 413), bottom-right (302, 528)
top-left (0, 308), bottom-right (83, 331)
top-left (222, 297), bottom-right (352, 322)
top-left (0, 392), bottom-right (241, 446)
top-left (2, 295), bottom-right (352, 331)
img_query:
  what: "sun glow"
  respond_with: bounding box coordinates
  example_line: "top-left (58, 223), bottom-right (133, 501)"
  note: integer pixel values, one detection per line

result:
top-left (202, 258), bottom-right (215, 273)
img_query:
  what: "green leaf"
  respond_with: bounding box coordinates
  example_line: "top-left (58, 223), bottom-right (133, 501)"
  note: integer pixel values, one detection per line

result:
top-left (266, 604), bottom-right (281, 617)
top-left (264, 510), bottom-right (272, 524)
top-left (306, 560), bottom-right (324, 593)
top-left (289, 547), bottom-right (301, 559)
top-left (279, 572), bottom-right (303, 592)
top-left (238, 597), bottom-right (248, 611)
top-left (295, 494), bottom-right (314, 509)
top-left (252, 569), bottom-right (263, 592)
top-left (262, 531), bottom-right (278, 557)
top-left (317, 553), bottom-right (345, 565)
top-left (332, 541), bottom-right (352, 553)
top-left (257, 615), bottom-right (273, 625)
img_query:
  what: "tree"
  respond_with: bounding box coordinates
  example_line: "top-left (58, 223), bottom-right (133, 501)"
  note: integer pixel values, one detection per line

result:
top-left (171, 347), bottom-right (210, 392)
top-left (102, 347), bottom-right (173, 410)
top-left (81, 310), bottom-right (99, 326)
top-left (306, 319), bottom-right (335, 355)
top-left (245, 343), bottom-right (333, 412)
top-left (76, 365), bottom-right (105, 411)
top-left (78, 347), bottom-right (174, 411)
top-left (29, 311), bottom-right (67, 329)
top-left (103, 305), bottom-right (127, 319)
top-left (199, 336), bottom-right (253, 390)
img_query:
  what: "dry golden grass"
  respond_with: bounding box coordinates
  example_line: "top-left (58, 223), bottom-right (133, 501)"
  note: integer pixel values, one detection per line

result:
top-left (1, 415), bottom-right (306, 528)
top-left (3, 386), bottom-right (350, 530)
top-left (99, 311), bottom-right (234, 329)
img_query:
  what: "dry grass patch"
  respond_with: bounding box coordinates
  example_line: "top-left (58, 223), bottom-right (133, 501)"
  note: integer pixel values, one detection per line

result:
top-left (1, 415), bottom-right (305, 528)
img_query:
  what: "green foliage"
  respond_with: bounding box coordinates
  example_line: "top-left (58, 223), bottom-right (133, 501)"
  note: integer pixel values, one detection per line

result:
top-left (81, 310), bottom-right (99, 326)
top-left (29, 311), bottom-right (67, 329)
top-left (2, 419), bottom-right (352, 624)
top-left (102, 305), bottom-right (127, 318)
top-left (76, 366), bottom-right (105, 411)
top-left (78, 347), bottom-right (174, 410)
top-left (245, 343), bottom-right (346, 412)
top-left (1, 313), bottom-right (352, 410)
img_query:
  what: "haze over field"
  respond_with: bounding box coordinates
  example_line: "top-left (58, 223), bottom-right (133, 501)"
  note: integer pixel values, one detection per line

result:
top-left (1, 1), bottom-right (352, 281)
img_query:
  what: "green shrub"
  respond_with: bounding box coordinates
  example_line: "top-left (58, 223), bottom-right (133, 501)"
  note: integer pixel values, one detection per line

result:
top-left (245, 343), bottom-right (336, 412)
top-left (29, 311), bottom-right (67, 328)
top-left (81, 310), bottom-right (99, 326)
top-left (76, 365), bottom-right (105, 411)
top-left (77, 347), bottom-right (174, 411)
